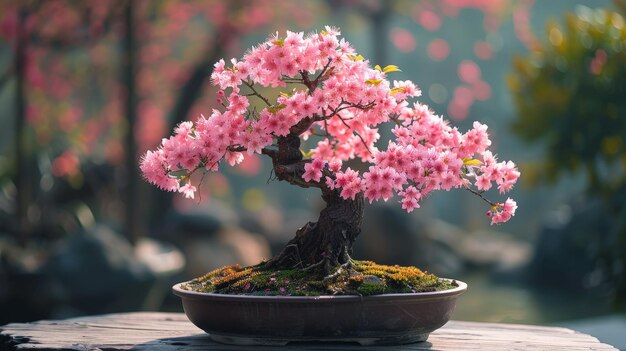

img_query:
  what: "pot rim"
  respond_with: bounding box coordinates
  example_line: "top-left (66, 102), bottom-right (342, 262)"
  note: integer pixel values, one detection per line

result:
top-left (173, 278), bottom-right (467, 302)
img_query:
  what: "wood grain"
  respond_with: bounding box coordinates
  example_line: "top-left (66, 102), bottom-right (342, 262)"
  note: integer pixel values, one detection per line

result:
top-left (0, 312), bottom-right (618, 350)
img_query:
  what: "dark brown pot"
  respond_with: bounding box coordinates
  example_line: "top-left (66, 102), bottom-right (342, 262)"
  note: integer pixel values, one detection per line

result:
top-left (173, 279), bottom-right (466, 346)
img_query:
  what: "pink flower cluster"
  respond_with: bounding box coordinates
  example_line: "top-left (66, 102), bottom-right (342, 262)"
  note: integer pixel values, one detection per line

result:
top-left (302, 158), bottom-right (325, 182)
top-left (140, 27), bottom-right (519, 225)
top-left (488, 198), bottom-right (518, 225)
top-left (309, 101), bottom-right (520, 224)
top-left (358, 104), bottom-right (520, 225)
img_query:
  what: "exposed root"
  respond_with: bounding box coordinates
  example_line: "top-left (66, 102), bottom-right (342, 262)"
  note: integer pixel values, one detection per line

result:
top-left (282, 243), bottom-right (303, 269)
top-left (323, 259), bottom-right (353, 284)
top-left (303, 258), bottom-right (326, 272)
top-left (322, 246), bottom-right (354, 283)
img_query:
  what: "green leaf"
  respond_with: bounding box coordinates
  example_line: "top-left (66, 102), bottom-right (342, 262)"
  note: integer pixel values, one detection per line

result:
top-left (365, 79), bottom-right (382, 86)
top-left (349, 54), bottom-right (365, 61)
top-left (463, 158), bottom-right (482, 166)
top-left (390, 87), bottom-right (406, 95)
top-left (169, 169), bottom-right (188, 177)
top-left (382, 65), bottom-right (401, 74)
top-left (374, 64), bottom-right (382, 71)
top-left (268, 104), bottom-right (287, 113)
top-left (300, 149), bottom-right (314, 158)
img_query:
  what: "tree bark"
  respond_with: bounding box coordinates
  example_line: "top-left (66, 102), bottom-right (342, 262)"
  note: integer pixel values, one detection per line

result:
top-left (264, 134), bottom-right (365, 273)
top-left (267, 189), bottom-right (364, 273)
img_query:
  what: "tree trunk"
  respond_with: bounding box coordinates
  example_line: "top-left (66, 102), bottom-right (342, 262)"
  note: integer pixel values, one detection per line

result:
top-left (267, 189), bottom-right (364, 273)
top-left (15, 5), bottom-right (29, 246)
top-left (265, 134), bottom-right (365, 273)
top-left (122, 0), bottom-right (142, 244)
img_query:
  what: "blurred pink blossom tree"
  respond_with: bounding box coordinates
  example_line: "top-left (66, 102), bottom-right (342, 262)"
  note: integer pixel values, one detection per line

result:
top-left (0, 0), bottom-right (321, 243)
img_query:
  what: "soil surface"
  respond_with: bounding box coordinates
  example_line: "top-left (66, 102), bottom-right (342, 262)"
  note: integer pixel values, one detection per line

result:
top-left (183, 260), bottom-right (456, 296)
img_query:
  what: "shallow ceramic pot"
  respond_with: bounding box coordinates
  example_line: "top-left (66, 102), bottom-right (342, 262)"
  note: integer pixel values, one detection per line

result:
top-left (173, 279), bottom-right (466, 346)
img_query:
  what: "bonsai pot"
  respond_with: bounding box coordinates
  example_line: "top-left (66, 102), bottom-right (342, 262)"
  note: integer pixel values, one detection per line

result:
top-left (173, 279), bottom-right (466, 346)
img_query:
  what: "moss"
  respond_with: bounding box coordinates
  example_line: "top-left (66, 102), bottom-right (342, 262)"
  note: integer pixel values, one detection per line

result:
top-left (182, 260), bottom-right (456, 296)
top-left (357, 282), bottom-right (387, 295)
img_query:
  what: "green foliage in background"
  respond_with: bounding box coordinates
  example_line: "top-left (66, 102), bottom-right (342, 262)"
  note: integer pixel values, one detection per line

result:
top-left (509, 4), bottom-right (626, 306)
top-left (509, 5), bottom-right (626, 194)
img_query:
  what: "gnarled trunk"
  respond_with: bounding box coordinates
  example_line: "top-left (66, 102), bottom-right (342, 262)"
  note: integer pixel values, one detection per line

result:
top-left (267, 188), bottom-right (364, 272)
top-left (264, 134), bottom-right (364, 273)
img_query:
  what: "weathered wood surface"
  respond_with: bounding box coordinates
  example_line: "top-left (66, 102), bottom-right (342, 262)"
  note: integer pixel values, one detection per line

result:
top-left (0, 312), bottom-right (618, 351)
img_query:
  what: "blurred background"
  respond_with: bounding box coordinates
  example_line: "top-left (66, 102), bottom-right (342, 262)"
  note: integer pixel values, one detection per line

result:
top-left (1, 0), bottom-right (625, 347)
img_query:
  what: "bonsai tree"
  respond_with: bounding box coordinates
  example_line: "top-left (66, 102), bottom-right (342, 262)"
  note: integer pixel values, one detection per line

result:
top-left (141, 27), bottom-right (519, 293)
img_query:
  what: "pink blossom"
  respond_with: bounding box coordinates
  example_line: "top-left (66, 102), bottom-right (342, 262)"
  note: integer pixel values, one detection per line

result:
top-left (303, 159), bottom-right (324, 182)
top-left (328, 160), bottom-right (342, 173)
top-left (334, 168), bottom-right (363, 200)
top-left (390, 27), bottom-right (416, 53)
top-left (475, 174), bottom-right (492, 191)
top-left (428, 39), bottom-right (450, 61)
top-left (179, 183), bottom-right (196, 199)
top-left (490, 198), bottom-right (517, 225)
top-left (225, 150), bottom-right (244, 166)
top-left (416, 10), bottom-right (441, 31)
top-left (174, 121), bottom-right (193, 135)
top-left (140, 27), bottom-right (519, 224)
top-left (457, 60), bottom-right (481, 83)
top-left (312, 139), bottom-right (335, 160)
top-left (401, 197), bottom-right (420, 213)
top-left (392, 80), bottom-right (421, 101)
top-left (399, 185), bottom-right (422, 213)
top-left (140, 150), bottom-right (178, 192)
top-left (325, 176), bottom-right (336, 189)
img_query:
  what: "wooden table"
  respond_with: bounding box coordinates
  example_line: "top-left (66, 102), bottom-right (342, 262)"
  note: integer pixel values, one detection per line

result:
top-left (0, 312), bottom-right (618, 350)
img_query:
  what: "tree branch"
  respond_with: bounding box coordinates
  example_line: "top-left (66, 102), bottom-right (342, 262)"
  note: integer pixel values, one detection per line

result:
top-left (280, 75), bottom-right (305, 85)
top-left (313, 58), bottom-right (333, 84)
top-left (243, 80), bottom-right (271, 107)
top-left (389, 114), bottom-right (404, 126)
top-left (465, 187), bottom-right (498, 207)
top-left (227, 145), bottom-right (278, 159)
top-left (317, 99), bottom-right (376, 122)
top-left (273, 161), bottom-right (324, 189)
top-left (310, 130), bottom-right (330, 137)
top-left (300, 70), bottom-right (311, 90)
top-left (336, 114), bottom-right (373, 156)
top-left (289, 116), bottom-right (316, 135)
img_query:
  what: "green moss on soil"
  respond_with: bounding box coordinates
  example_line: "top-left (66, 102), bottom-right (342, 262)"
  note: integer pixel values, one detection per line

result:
top-left (182, 260), bottom-right (456, 296)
